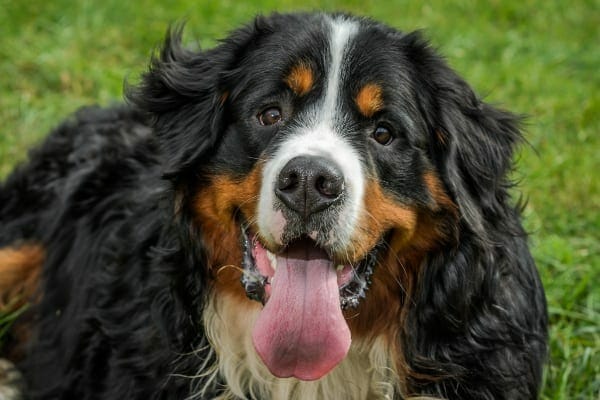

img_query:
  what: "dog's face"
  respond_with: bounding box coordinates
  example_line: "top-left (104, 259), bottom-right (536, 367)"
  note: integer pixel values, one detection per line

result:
top-left (131, 12), bottom-right (519, 383)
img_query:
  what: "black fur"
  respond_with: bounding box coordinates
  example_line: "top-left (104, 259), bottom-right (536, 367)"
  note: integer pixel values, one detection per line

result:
top-left (0, 13), bottom-right (547, 399)
top-left (1, 106), bottom-right (217, 397)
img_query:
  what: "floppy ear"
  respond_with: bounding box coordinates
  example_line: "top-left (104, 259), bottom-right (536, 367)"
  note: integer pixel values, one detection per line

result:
top-left (399, 34), bottom-right (544, 395)
top-left (398, 31), bottom-right (523, 237)
top-left (433, 69), bottom-right (523, 238)
top-left (126, 23), bottom-right (262, 181)
top-left (403, 32), bottom-right (526, 327)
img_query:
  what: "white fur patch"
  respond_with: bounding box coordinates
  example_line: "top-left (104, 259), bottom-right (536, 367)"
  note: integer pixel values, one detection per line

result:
top-left (321, 16), bottom-right (358, 127)
top-left (257, 16), bottom-right (364, 252)
top-left (200, 293), bottom-right (400, 400)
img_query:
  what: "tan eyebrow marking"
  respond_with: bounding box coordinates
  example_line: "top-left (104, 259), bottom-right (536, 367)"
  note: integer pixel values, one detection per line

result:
top-left (284, 63), bottom-right (314, 96)
top-left (356, 83), bottom-right (384, 117)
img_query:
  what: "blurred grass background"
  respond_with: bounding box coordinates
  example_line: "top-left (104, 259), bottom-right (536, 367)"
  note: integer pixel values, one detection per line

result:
top-left (0, 0), bottom-right (598, 398)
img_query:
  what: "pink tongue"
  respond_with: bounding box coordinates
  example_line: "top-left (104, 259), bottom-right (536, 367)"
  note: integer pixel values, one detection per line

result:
top-left (251, 241), bottom-right (351, 381)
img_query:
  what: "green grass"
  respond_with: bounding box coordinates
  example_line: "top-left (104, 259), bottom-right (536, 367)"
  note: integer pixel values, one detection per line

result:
top-left (0, 0), bottom-right (598, 398)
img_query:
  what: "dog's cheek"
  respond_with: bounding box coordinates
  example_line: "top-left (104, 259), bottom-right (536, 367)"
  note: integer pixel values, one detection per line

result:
top-left (350, 180), bottom-right (419, 261)
top-left (193, 165), bottom-right (263, 298)
top-left (346, 172), bottom-right (458, 364)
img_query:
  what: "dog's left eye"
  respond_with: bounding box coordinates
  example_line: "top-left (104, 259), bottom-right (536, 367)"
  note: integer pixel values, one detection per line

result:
top-left (258, 107), bottom-right (282, 126)
top-left (372, 125), bottom-right (393, 145)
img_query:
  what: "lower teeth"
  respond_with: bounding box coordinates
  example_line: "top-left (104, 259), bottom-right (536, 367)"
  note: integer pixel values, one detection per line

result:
top-left (266, 250), bottom-right (278, 270)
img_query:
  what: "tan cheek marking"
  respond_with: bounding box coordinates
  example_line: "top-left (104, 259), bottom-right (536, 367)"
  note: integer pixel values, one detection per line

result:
top-left (356, 83), bottom-right (384, 118)
top-left (352, 174), bottom-right (457, 262)
top-left (348, 180), bottom-right (418, 263)
top-left (0, 243), bottom-right (44, 312)
top-left (194, 165), bottom-right (263, 299)
top-left (346, 179), bottom-right (453, 324)
top-left (284, 63), bottom-right (314, 96)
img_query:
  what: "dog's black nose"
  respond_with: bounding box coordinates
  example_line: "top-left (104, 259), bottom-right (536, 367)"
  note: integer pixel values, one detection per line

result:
top-left (276, 156), bottom-right (344, 218)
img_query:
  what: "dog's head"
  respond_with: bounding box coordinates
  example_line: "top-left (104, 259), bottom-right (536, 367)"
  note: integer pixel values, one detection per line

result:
top-left (129, 13), bottom-right (521, 382)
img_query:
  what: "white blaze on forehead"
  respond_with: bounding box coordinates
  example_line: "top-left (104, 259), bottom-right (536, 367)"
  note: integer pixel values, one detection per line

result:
top-left (257, 17), bottom-right (364, 248)
top-left (322, 17), bottom-right (358, 126)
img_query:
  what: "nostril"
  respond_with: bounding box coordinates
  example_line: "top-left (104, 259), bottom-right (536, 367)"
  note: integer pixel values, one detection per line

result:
top-left (279, 171), bottom-right (299, 192)
top-left (316, 175), bottom-right (344, 198)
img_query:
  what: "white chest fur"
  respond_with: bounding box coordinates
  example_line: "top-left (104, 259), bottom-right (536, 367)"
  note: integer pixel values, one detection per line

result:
top-left (198, 293), bottom-right (400, 400)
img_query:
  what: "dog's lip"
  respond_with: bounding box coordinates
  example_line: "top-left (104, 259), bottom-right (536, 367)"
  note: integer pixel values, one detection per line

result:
top-left (239, 224), bottom-right (378, 309)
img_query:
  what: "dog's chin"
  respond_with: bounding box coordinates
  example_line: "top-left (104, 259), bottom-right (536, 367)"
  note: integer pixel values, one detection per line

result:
top-left (239, 223), bottom-right (381, 381)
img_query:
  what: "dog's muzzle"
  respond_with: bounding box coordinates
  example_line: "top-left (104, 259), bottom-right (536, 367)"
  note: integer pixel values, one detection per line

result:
top-left (244, 143), bottom-right (378, 381)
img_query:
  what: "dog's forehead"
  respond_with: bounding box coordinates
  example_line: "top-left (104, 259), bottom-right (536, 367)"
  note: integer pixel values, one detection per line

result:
top-left (272, 15), bottom-right (410, 114)
top-left (235, 14), bottom-right (414, 114)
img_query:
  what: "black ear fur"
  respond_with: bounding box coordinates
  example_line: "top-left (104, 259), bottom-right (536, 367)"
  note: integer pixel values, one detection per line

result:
top-left (399, 33), bottom-right (546, 398)
top-left (400, 31), bottom-right (524, 238)
top-left (436, 76), bottom-right (523, 238)
top-left (126, 22), bottom-right (265, 181)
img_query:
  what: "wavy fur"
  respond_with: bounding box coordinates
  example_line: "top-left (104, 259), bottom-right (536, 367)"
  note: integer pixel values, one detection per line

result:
top-left (0, 13), bottom-right (547, 399)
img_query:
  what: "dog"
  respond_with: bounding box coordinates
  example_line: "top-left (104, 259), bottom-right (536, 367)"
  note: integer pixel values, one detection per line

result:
top-left (0, 12), bottom-right (547, 399)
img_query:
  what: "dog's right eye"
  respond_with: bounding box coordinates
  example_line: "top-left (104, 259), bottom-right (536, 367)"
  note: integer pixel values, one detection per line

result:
top-left (258, 107), bottom-right (282, 126)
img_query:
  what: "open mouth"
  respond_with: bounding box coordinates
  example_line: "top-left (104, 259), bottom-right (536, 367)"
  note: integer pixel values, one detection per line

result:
top-left (239, 224), bottom-right (380, 381)
top-left (240, 225), bottom-right (378, 310)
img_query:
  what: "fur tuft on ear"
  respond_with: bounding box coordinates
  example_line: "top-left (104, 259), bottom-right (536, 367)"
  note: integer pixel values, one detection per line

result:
top-left (126, 25), bottom-right (220, 180)
top-left (436, 77), bottom-right (524, 238)
top-left (126, 23), bottom-right (260, 181)
top-left (399, 31), bottom-right (524, 238)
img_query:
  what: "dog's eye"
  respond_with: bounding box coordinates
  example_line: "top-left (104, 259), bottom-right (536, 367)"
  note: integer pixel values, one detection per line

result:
top-left (372, 125), bottom-right (393, 145)
top-left (258, 107), bottom-right (282, 126)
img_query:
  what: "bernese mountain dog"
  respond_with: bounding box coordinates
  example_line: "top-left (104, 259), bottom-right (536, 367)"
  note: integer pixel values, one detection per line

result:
top-left (0, 12), bottom-right (547, 400)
